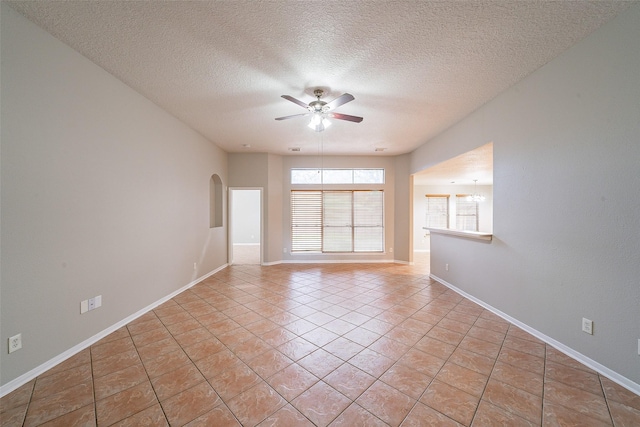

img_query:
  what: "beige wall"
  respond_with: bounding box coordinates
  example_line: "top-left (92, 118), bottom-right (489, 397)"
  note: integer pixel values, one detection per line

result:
top-left (1, 5), bottom-right (228, 387)
top-left (230, 154), bottom-right (412, 264)
top-left (393, 154), bottom-right (412, 263)
top-left (228, 153), bottom-right (285, 264)
top-left (4, 0), bottom-right (636, 396)
top-left (411, 4), bottom-right (640, 390)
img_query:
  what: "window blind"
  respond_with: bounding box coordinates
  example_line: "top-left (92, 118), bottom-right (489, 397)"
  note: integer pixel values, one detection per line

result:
top-left (456, 196), bottom-right (478, 231)
top-left (425, 195), bottom-right (449, 229)
top-left (291, 190), bottom-right (384, 253)
top-left (323, 191), bottom-right (353, 252)
top-left (291, 191), bottom-right (322, 252)
top-left (354, 190), bottom-right (384, 252)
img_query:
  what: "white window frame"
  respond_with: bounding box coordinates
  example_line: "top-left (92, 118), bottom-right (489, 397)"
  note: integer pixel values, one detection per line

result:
top-left (291, 190), bottom-right (384, 253)
top-left (291, 168), bottom-right (385, 185)
top-left (425, 194), bottom-right (449, 229)
top-left (455, 195), bottom-right (479, 231)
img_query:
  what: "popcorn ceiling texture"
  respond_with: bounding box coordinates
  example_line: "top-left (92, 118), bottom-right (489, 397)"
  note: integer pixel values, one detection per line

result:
top-left (7, 1), bottom-right (632, 155)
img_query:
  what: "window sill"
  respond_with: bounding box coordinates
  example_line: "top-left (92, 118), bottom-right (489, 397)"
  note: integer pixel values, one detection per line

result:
top-left (424, 227), bottom-right (492, 241)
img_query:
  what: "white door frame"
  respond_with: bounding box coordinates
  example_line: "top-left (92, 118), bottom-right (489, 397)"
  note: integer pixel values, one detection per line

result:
top-left (228, 187), bottom-right (263, 265)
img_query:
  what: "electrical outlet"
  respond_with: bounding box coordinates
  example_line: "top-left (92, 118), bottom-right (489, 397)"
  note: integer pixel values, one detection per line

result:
top-left (445, 263), bottom-right (449, 271)
top-left (8, 334), bottom-right (22, 353)
top-left (582, 318), bottom-right (593, 335)
top-left (81, 295), bottom-right (102, 314)
top-left (193, 262), bottom-right (197, 270)
top-left (389, 247), bottom-right (393, 253)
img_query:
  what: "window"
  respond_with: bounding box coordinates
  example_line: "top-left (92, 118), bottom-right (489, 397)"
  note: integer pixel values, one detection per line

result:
top-left (425, 195), bottom-right (449, 229)
top-left (456, 195), bottom-right (478, 231)
top-left (291, 190), bottom-right (384, 253)
top-left (291, 168), bottom-right (384, 184)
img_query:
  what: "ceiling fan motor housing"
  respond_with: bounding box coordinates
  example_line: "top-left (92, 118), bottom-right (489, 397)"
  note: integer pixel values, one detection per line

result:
top-left (309, 89), bottom-right (328, 112)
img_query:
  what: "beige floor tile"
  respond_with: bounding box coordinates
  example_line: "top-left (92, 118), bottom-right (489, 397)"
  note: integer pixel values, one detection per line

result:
top-left (329, 402), bottom-right (388, 426)
top-left (5, 261), bottom-right (637, 427)
top-left (267, 363), bottom-right (319, 401)
top-left (401, 402), bottom-right (463, 426)
top-left (95, 381), bottom-right (157, 427)
top-left (421, 380), bottom-right (479, 426)
top-left (292, 381), bottom-right (351, 427)
top-left (258, 404), bottom-right (315, 427)
top-left (356, 380), bottom-right (416, 426)
top-left (227, 381), bottom-right (286, 426)
top-left (324, 363), bottom-right (376, 400)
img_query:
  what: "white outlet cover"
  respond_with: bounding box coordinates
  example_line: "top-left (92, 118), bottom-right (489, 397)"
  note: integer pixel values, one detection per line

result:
top-left (80, 300), bottom-right (89, 314)
top-left (9, 334), bottom-right (22, 353)
top-left (95, 295), bottom-right (102, 308)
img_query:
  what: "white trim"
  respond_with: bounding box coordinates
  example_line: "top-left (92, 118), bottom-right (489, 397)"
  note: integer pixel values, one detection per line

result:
top-left (430, 274), bottom-right (640, 396)
top-left (0, 264), bottom-right (227, 398)
top-left (281, 259), bottom-right (396, 264)
top-left (425, 227), bottom-right (492, 241)
top-left (266, 259), bottom-right (406, 265)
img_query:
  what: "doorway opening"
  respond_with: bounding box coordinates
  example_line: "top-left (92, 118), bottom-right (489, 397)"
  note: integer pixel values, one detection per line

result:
top-left (229, 188), bottom-right (262, 265)
top-left (411, 142), bottom-right (493, 266)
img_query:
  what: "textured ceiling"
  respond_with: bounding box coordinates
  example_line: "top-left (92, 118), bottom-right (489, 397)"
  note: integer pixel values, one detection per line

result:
top-left (7, 1), bottom-right (632, 157)
top-left (414, 143), bottom-right (493, 186)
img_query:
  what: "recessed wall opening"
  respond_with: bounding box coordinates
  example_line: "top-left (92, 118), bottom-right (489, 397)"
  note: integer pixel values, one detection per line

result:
top-left (412, 142), bottom-right (493, 253)
top-left (210, 174), bottom-right (223, 228)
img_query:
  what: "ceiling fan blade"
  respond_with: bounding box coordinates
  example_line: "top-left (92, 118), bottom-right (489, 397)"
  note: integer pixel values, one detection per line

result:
top-left (328, 112), bottom-right (363, 123)
top-left (275, 113), bottom-right (311, 121)
top-left (281, 95), bottom-right (309, 109)
top-left (325, 93), bottom-right (355, 110)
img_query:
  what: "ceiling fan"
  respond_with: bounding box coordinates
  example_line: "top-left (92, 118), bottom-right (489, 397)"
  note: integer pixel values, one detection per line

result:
top-left (275, 89), bottom-right (363, 132)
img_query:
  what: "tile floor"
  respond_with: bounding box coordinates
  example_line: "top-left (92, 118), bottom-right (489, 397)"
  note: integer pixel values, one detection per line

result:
top-left (1, 259), bottom-right (639, 426)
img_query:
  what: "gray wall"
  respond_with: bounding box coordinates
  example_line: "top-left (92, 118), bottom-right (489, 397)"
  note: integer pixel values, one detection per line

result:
top-left (412, 5), bottom-right (640, 388)
top-left (0, 5), bottom-right (228, 386)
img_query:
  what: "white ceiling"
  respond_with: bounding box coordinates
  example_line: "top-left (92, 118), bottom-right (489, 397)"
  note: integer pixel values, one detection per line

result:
top-left (7, 1), bottom-right (631, 157)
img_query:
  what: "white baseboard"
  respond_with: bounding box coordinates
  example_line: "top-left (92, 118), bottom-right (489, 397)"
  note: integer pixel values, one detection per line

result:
top-left (280, 259), bottom-right (397, 264)
top-left (430, 274), bottom-right (640, 396)
top-left (0, 264), bottom-right (227, 398)
top-left (261, 259), bottom-right (408, 266)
